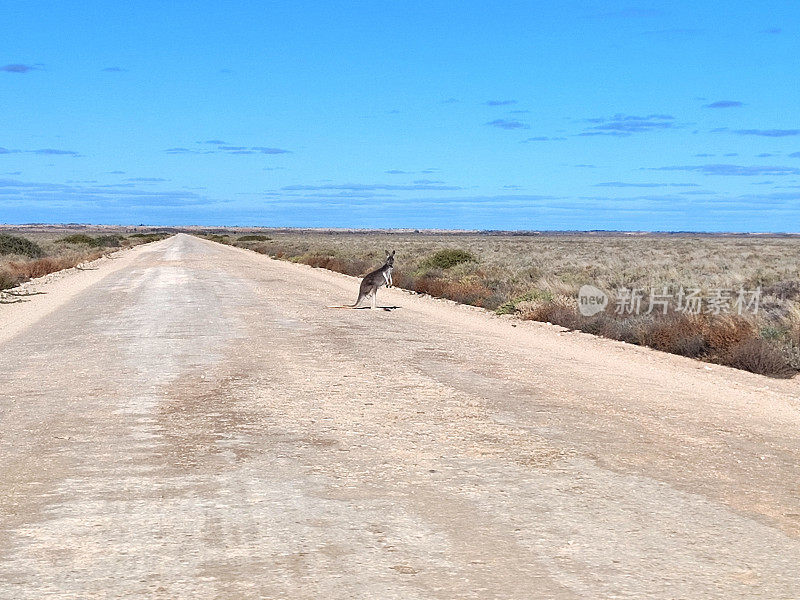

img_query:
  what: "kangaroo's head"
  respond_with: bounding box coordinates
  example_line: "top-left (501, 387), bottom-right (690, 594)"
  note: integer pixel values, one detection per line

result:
top-left (385, 249), bottom-right (395, 267)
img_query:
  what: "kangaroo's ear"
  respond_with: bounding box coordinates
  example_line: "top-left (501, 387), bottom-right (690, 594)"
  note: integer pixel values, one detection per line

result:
top-left (385, 249), bottom-right (390, 256)
top-left (391, 250), bottom-right (395, 256)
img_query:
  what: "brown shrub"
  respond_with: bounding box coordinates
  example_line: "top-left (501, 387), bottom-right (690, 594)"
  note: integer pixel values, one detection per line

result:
top-left (636, 313), bottom-right (708, 357)
top-left (412, 275), bottom-right (449, 298)
top-left (391, 270), bottom-right (415, 291)
top-left (575, 313), bottom-right (619, 338)
top-left (4, 252), bottom-right (102, 282)
top-left (446, 281), bottom-right (494, 307)
top-left (724, 338), bottom-right (795, 378)
top-left (298, 254), bottom-right (370, 277)
top-left (7, 257), bottom-right (67, 279)
top-left (703, 315), bottom-right (755, 353)
top-left (396, 273), bottom-right (494, 307)
top-left (521, 302), bottom-right (583, 330)
top-left (601, 317), bottom-right (644, 346)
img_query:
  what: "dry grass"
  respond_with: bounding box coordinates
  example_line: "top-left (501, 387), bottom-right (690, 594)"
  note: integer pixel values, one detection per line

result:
top-left (211, 229), bottom-right (800, 378)
top-left (5, 254), bottom-right (100, 280)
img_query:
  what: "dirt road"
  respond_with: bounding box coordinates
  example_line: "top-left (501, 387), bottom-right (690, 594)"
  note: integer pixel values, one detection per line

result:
top-left (1, 233), bottom-right (798, 599)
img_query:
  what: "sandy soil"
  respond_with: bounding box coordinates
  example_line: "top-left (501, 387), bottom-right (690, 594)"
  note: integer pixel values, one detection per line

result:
top-left (1, 233), bottom-right (798, 599)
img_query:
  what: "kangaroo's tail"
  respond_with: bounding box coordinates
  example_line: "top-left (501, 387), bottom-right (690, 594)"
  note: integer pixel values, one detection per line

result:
top-left (328, 289), bottom-right (366, 309)
top-left (327, 295), bottom-right (363, 309)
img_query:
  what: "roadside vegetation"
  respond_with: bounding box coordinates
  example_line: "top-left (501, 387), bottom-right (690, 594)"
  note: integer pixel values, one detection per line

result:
top-left (57, 233), bottom-right (125, 247)
top-left (207, 229), bottom-right (800, 378)
top-left (0, 229), bottom-right (170, 294)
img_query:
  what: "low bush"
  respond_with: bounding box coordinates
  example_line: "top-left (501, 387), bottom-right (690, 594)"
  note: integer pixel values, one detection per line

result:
top-left (724, 338), bottom-right (795, 378)
top-left (0, 234), bottom-right (43, 258)
top-left (495, 289), bottom-right (554, 315)
top-left (202, 234), bottom-right (231, 244)
top-left (516, 305), bottom-right (795, 377)
top-left (58, 234), bottom-right (122, 247)
top-left (1, 250), bottom-right (104, 290)
top-left (402, 274), bottom-right (495, 307)
top-left (520, 300), bottom-right (584, 330)
top-left (421, 249), bottom-right (477, 270)
top-left (0, 270), bottom-right (17, 290)
top-left (129, 233), bottom-right (169, 242)
top-left (704, 315), bottom-right (756, 353)
top-left (293, 253), bottom-right (370, 277)
top-left (634, 313), bottom-right (710, 357)
top-left (9, 258), bottom-right (63, 279)
top-left (93, 235), bottom-right (123, 247)
top-left (238, 234), bottom-right (271, 242)
top-left (58, 234), bottom-right (94, 245)
top-left (6, 255), bottom-right (95, 279)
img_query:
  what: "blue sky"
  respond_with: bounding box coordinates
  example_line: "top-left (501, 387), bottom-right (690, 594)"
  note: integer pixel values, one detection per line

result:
top-left (2, 1), bottom-right (799, 230)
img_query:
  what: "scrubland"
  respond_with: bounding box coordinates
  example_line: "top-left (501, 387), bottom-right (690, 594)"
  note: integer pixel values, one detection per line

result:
top-left (4, 225), bottom-right (798, 378)
top-left (201, 229), bottom-right (800, 378)
top-left (0, 227), bottom-right (170, 296)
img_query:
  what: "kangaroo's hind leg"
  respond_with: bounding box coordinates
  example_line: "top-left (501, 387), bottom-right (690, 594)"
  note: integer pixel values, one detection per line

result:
top-left (353, 279), bottom-right (371, 307)
top-left (354, 290), bottom-right (366, 307)
top-left (371, 289), bottom-right (377, 309)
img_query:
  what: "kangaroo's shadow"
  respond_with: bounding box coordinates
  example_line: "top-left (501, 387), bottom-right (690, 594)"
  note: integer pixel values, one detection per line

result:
top-left (353, 305), bottom-right (401, 311)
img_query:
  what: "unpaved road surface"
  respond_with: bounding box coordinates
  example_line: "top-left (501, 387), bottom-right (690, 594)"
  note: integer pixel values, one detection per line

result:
top-left (1, 234), bottom-right (799, 599)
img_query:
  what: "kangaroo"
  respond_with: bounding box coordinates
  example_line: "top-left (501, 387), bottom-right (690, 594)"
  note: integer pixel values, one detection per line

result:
top-left (330, 250), bottom-right (395, 309)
